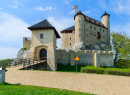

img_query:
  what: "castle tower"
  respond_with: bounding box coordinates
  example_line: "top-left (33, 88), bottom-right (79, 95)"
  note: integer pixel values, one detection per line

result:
top-left (101, 12), bottom-right (110, 43)
top-left (74, 11), bottom-right (85, 49)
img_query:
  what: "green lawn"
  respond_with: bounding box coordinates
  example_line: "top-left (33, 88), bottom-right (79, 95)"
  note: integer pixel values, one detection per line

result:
top-left (57, 64), bottom-right (85, 72)
top-left (81, 66), bottom-right (130, 72)
top-left (56, 64), bottom-right (130, 76)
top-left (0, 83), bottom-right (94, 95)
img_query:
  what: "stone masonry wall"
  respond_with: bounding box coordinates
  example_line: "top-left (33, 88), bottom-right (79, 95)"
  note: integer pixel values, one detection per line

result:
top-left (56, 50), bottom-right (71, 65)
top-left (23, 37), bottom-right (31, 48)
top-left (56, 49), bottom-right (113, 67)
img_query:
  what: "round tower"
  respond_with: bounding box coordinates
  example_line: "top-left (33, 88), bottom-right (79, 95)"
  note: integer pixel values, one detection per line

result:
top-left (74, 11), bottom-right (85, 47)
top-left (101, 12), bottom-right (110, 43)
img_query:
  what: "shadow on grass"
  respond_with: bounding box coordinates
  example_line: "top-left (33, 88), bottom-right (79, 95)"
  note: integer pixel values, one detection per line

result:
top-left (0, 82), bottom-right (21, 85)
top-left (57, 64), bottom-right (86, 72)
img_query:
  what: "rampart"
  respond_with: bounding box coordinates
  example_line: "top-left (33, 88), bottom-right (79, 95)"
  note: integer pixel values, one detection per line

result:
top-left (56, 49), bottom-right (113, 67)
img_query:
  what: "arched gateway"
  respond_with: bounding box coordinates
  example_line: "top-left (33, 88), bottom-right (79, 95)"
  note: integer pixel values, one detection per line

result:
top-left (40, 49), bottom-right (47, 60)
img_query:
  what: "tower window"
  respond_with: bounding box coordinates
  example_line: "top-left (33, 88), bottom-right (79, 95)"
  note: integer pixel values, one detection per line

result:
top-left (79, 34), bottom-right (81, 37)
top-left (90, 26), bottom-right (92, 29)
top-left (79, 20), bottom-right (81, 23)
top-left (79, 28), bottom-right (81, 31)
top-left (100, 29), bottom-right (101, 31)
top-left (94, 27), bottom-right (96, 30)
top-left (91, 33), bottom-right (92, 35)
top-left (70, 43), bottom-right (71, 45)
top-left (70, 37), bottom-right (71, 40)
top-left (40, 34), bottom-right (43, 39)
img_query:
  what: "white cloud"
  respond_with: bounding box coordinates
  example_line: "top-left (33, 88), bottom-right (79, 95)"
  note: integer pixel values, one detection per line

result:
top-left (0, 12), bottom-right (31, 60)
top-left (35, 7), bottom-right (52, 11)
top-left (47, 16), bottom-right (74, 48)
top-left (97, 0), bottom-right (130, 15)
top-left (64, 0), bottom-right (73, 4)
top-left (0, 47), bottom-right (19, 60)
top-left (111, 23), bottom-right (130, 36)
top-left (8, 1), bottom-right (23, 8)
top-left (83, 11), bottom-right (91, 14)
top-left (68, 10), bottom-right (75, 14)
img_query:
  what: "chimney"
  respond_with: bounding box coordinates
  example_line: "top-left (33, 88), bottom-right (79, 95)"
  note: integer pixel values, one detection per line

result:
top-left (74, 6), bottom-right (78, 14)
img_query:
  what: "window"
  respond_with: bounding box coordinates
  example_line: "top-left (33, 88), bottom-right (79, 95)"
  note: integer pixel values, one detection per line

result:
top-left (100, 29), bottom-right (101, 31)
top-left (94, 27), bottom-right (96, 30)
top-left (79, 28), bottom-right (81, 31)
top-left (40, 34), bottom-right (43, 39)
top-left (103, 30), bottom-right (104, 32)
top-left (90, 26), bottom-right (92, 29)
top-left (79, 20), bottom-right (81, 23)
top-left (91, 33), bottom-right (92, 35)
top-left (94, 34), bottom-right (96, 36)
top-left (70, 37), bottom-right (71, 40)
top-left (86, 29), bottom-right (88, 31)
top-left (79, 34), bottom-right (81, 37)
top-left (97, 32), bottom-right (101, 39)
top-left (70, 43), bottom-right (71, 45)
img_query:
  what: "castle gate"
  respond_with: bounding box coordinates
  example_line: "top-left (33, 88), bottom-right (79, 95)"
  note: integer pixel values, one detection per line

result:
top-left (40, 49), bottom-right (47, 60)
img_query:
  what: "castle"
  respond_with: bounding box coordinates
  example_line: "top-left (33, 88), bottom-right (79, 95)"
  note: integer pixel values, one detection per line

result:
top-left (18, 6), bottom-right (113, 71)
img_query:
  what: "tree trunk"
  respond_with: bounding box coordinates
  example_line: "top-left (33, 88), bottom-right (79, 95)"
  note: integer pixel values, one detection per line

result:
top-left (114, 52), bottom-right (118, 64)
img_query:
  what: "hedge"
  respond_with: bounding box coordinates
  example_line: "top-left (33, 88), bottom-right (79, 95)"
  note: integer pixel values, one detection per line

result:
top-left (81, 67), bottom-right (130, 76)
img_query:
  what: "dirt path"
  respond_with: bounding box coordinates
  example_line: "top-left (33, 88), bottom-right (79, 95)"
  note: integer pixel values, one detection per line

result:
top-left (5, 66), bottom-right (130, 95)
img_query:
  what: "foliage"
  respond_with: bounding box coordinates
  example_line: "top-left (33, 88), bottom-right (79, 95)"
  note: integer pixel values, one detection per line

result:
top-left (110, 31), bottom-right (130, 64)
top-left (116, 59), bottom-right (130, 69)
top-left (22, 47), bottom-right (30, 51)
top-left (0, 83), bottom-right (94, 95)
top-left (0, 59), bottom-right (14, 68)
top-left (81, 66), bottom-right (130, 76)
top-left (106, 71), bottom-right (130, 76)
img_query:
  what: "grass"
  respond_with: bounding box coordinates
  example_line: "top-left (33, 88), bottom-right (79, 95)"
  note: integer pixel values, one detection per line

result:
top-left (57, 64), bottom-right (85, 72)
top-left (0, 82), bottom-right (94, 95)
top-left (81, 66), bottom-right (130, 72)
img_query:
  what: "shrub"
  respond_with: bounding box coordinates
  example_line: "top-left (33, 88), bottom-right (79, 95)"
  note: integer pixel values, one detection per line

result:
top-left (106, 71), bottom-right (130, 76)
top-left (82, 69), bottom-right (105, 74)
top-left (116, 59), bottom-right (130, 69)
top-left (22, 47), bottom-right (29, 51)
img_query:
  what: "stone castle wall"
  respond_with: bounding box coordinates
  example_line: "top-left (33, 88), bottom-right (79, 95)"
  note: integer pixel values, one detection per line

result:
top-left (56, 49), bottom-right (113, 67)
top-left (23, 37), bottom-right (31, 48)
top-left (61, 30), bottom-right (75, 49)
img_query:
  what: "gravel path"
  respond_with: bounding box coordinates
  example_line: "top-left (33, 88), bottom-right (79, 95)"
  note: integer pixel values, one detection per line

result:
top-left (5, 66), bottom-right (130, 95)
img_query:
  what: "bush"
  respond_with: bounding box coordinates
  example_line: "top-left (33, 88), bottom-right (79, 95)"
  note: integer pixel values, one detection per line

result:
top-left (106, 71), bottom-right (130, 76)
top-left (116, 59), bottom-right (130, 69)
top-left (22, 47), bottom-right (29, 51)
top-left (82, 69), bottom-right (105, 74)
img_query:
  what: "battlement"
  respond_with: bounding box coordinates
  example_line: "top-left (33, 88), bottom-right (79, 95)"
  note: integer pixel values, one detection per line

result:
top-left (56, 49), bottom-right (113, 55)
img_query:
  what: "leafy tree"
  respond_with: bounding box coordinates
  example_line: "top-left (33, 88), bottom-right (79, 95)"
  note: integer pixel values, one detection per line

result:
top-left (111, 31), bottom-right (130, 64)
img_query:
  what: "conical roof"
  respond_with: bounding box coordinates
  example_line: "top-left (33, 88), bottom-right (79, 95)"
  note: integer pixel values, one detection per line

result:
top-left (28, 19), bottom-right (60, 38)
top-left (101, 11), bottom-right (110, 18)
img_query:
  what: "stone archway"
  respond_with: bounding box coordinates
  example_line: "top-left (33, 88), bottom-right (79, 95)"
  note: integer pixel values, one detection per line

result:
top-left (40, 49), bottom-right (47, 60)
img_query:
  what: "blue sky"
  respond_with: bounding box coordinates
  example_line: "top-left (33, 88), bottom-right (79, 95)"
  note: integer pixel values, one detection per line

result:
top-left (0, 0), bottom-right (130, 60)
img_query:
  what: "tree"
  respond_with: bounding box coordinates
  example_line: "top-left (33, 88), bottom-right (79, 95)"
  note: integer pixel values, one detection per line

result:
top-left (111, 31), bottom-right (130, 64)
